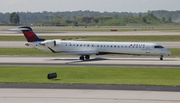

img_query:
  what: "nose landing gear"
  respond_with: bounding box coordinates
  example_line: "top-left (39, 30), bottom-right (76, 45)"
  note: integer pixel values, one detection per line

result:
top-left (160, 55), bottom-right (163, 60)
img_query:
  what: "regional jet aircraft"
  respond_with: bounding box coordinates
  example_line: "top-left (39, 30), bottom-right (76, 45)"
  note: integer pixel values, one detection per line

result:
top-left (11, 26), bottom-right (171, 60)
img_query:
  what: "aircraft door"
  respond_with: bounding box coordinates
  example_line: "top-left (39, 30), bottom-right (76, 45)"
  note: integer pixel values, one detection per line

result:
top-left (145, 46), bottom-right (155, 54)
top-left (145, 46), bottom-right (150, 54)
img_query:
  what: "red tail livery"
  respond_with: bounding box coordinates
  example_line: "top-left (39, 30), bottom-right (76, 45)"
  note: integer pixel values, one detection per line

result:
top-left (16, 26), bottom-right (45, 42)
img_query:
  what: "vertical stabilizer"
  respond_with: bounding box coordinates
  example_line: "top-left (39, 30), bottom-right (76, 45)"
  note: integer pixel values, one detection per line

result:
top-left (17, 26), bottom-right (45, 42)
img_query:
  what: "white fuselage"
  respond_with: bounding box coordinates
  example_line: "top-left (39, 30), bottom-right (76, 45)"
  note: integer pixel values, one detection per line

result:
top-left (26, 39), bottom-right (171, 56)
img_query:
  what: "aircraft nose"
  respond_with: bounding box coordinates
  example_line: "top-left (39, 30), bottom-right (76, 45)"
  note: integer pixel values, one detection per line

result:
top-left (164, 49), bottom-right (171, 56)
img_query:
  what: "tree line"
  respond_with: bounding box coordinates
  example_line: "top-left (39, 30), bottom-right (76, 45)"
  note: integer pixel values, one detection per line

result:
top-left (0, 10), bottom-right (178, 26)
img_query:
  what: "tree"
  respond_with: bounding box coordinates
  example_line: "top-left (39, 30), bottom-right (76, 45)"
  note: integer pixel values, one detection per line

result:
top-left (114, 15), bottom-right (118, 18)
top-left (167, 16), bottom-right (172, 22)
top-left (148, 12), bottom-right (157, 19)
top-left (161, 17), bottom-right (166, 23)
top-left (13, 13), bottom-right (20, 24)
top-left (10, 12), bottom-right (20, 24)
top-left (139, 13), bottom-right (142, 17)
top-left (142, 17), bottom-right (147, 23)
top-left (10, 12), bottom-right (16, 23)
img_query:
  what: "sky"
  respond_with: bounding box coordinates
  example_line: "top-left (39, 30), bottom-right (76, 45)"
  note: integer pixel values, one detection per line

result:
top-left (0, 0), bottom-right (180, 13)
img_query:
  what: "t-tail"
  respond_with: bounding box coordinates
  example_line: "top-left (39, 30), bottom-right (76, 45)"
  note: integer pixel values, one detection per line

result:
top-left (13, 26), bottom-right (45, 42)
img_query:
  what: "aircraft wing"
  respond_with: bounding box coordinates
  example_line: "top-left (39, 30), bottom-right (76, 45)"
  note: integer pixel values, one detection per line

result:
top-left (48, 47), bottom-right (98, 55)
top-left (61, 51), bottom-right (98, 55)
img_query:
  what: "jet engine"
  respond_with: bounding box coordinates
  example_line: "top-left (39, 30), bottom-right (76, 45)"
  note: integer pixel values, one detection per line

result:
top-left (40, 40), bottom-right (57, 47)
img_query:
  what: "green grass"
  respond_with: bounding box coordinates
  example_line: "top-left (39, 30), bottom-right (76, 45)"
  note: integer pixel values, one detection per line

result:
top-left (1, 35), bottom-right (180, 41)
top-left (169, 48), bottom-right (180, 57)
top-left (2, 25), bottom-right (180, 32)
top-left (0, 66), bottom-right (180, 86)
top-left (84, 35), bottom-right (180, 42)
top-left (0, 48), bottom-right (179, 57)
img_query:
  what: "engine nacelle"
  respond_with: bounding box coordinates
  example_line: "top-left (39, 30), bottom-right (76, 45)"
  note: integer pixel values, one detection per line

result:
top-left (40, 40), bottom-right (57, 47)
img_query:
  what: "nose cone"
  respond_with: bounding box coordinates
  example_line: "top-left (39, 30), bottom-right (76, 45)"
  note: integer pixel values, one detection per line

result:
top-left (168, 51), bottom-right (172, 55)
top-left (165, 49), bottom-right (172, 56)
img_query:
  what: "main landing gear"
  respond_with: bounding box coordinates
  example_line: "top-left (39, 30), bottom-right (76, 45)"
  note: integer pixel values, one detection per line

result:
top-left (160, 55), bottom-right (163, 60)
top-left (79, 55), bottom-right (90, 60)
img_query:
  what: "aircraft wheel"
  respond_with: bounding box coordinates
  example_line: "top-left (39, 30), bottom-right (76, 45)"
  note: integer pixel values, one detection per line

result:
top-left (79, 56), bottom-right (85, 60)
top-left (160, 55), bottom-right (163, 60)
top-left (85, 55), bottom-right (90, 60)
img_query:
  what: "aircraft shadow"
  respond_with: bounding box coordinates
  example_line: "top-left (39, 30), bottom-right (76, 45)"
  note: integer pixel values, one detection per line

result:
top-left (48, 57), bottom-right (176, 62)
top-left (48, 57), bottom-right (109, 64)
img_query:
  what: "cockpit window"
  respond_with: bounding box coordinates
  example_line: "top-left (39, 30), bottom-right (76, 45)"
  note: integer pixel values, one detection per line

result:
top-left (154, 45), bottom-right (164, 48)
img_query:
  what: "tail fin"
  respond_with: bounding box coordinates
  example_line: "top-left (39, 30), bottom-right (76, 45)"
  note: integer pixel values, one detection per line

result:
top-left (16, 26), bottom-right (45, 42)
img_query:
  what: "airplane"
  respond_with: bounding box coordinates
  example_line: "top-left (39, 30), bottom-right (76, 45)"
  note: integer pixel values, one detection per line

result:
top-left (11, 26), bottom-right (171, 60)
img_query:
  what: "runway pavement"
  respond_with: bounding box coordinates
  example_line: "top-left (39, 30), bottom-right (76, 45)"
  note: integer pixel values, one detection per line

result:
top-left (0, 56), bottom-right (180, 67)
top-left (1, 88), bottom-right (180, 103)
top-left (0, 41), bottom-right (28, 48)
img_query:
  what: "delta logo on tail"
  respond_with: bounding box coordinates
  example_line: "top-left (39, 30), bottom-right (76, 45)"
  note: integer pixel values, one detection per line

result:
top-left (11, 26), bottom-right (45, 42)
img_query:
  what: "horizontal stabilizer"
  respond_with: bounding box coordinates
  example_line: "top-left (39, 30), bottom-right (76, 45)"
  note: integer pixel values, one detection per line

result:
top-left (10, 28), bottom-right (30, 31)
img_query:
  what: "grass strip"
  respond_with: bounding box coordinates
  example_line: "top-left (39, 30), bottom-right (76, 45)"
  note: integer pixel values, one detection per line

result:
top-left (0, 66), bottom-right (180, 86)
top-left (0, 35), bottom-right (180, 41)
